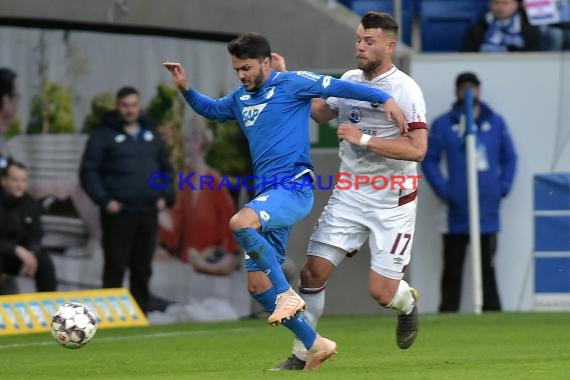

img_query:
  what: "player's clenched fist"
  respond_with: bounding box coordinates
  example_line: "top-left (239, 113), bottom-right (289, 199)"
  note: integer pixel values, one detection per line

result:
top-left (163, 62), bottom-right (189, 92)
top-left (337, 124), bottom-right (364, 146)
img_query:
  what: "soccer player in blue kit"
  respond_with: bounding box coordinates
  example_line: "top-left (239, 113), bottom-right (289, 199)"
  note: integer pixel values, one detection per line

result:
top-left (163, 32), bottom-right (407, 370)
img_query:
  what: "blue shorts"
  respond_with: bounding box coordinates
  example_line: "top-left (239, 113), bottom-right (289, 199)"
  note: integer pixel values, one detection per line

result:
top-left (244, 178), bottom-right (314, 272)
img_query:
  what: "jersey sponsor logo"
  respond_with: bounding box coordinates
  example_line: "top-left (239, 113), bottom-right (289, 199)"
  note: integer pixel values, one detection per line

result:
top-left (349, 107), bottom-right (362, 123)
top-left (264, 86), bottom-right (275, 100)
top-left (242, 103), bottom-right (267, 127)
top-left (296, 71), bottom-right (321, 81)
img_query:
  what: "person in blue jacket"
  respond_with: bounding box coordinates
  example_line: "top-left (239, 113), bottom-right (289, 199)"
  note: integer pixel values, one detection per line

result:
top-left (163, 32), bottom-right (407, 370)
top-left (422, 72), bottom-right (517, 312)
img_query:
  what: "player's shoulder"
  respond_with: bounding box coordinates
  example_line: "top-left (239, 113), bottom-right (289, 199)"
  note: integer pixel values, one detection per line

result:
top-left (340, 69), bottom-right (363, 81)
top-left (281, 70), bottom-right (323, 83)
top-left (390, 69), bottom-right (424, 93)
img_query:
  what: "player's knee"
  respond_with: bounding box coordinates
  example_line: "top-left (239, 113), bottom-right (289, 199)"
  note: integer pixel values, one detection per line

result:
top-left (300, 264), bottom-right (327, 289)
top-left (229, 209), bottom-right (259, 232)
top-left (228, 214), bottom-right (242, 232)
top-left (248, 283), bottom-right (266, 294)
top-left (247, 271), bottom-right (272, 294)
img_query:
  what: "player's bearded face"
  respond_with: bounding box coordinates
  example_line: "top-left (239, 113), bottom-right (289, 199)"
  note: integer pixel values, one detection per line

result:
top-left (355, 26), bottom-right (393, 74)
top-left (232, 56), bottom-right (267, 92)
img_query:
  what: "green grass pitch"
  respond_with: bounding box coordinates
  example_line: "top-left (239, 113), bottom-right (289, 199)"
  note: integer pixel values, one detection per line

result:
top-left (1, 313), bottom-right (568, 379)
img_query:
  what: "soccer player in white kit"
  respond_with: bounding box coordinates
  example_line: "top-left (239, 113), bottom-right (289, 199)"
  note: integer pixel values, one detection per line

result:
top-left (272, 12), bottom-right (428, 370)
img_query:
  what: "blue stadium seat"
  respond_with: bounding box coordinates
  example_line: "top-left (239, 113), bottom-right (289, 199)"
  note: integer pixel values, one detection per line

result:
top-left (420, 0), bottom-right (488, 52)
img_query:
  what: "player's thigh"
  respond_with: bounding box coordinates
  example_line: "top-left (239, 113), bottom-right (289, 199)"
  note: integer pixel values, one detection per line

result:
top-left (309, 200), bottom-right (369, 265)
top-left (245, 185), bottom-right (313, 232)
top-left (367, 201), bottom-right (417, 280)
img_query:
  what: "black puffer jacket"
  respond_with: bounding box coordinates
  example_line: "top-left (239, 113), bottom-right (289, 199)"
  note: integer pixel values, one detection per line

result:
top-left (80, 112), bottom-right (175, 211)
top-left (0, 189), bottom-right (42, 258)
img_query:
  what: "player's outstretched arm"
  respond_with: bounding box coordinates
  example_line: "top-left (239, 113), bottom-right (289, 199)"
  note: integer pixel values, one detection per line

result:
top-left (163, 62), bottom-right (189, 91)
top-left (311, 99), bottom-right (338, 123)
top-left (322, 77), bottom-right (408, 132)
top-left (337, 123), bottom-right (427, 162)
top-left (163, 62), bottom-right (234, 121)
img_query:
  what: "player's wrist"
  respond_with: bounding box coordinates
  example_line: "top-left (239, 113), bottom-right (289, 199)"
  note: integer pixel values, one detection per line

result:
top-left (359, 134), bottom-right (372, 148)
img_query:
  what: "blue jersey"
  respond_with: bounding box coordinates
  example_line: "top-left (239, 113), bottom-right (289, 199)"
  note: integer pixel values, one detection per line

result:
top-left (183, 70), bottom-right (392, 192)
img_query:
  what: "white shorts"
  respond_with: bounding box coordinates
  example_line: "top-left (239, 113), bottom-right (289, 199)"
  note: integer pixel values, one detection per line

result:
top-left (308, 197), bottom-right (417, 280)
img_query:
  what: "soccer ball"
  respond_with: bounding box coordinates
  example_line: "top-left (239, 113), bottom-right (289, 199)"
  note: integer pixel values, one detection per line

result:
top-left (50, 302), bottom-right (97, 349)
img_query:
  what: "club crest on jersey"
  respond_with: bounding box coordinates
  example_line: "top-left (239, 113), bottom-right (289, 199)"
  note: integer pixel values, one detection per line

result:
top-left (242, 103), bottom-right (267, 127)
top-left (264, 86), bottom-right (275, 100)
top-left (349, 107), bottom-right (362, 123)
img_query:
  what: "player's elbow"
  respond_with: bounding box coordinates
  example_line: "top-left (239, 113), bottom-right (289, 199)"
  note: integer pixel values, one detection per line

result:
top-left (413, 148), bottom-right (426, 162)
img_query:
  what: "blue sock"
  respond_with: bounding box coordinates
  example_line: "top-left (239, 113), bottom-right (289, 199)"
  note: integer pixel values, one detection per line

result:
top-left (252, 287), bottom-right (317, 350)
top-left (234, 227), bottom-right (290, 293)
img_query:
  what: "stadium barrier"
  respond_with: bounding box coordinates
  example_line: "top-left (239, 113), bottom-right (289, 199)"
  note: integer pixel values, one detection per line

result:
top-left (0, 288), bottom-right (148, 336)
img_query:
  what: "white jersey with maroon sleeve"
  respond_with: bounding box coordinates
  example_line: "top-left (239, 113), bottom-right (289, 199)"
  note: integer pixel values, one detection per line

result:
top-left (326, 66), bottom-right (428, 208)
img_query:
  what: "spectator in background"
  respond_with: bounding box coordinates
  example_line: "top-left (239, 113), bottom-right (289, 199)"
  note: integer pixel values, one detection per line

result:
top-left (0, 160), bottom-right (57, 292)
top-left (0, 68), bottom-right (18, 166)
top-left (460, 0), bottom-right (540, 52)
top-left (0, 68), bottom-right (19, 293)
top-left (422, 72), bottom-right (517, 312)
top-left (80, 86), bottom-right (174, 313)
top-left (159, 123), bottom-right (240, 275)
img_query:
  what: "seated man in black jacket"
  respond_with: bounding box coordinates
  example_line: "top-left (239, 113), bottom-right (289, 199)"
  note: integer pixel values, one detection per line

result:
top-left (0, 160), bottom-right (56, 292)
top-left (80, 86), bottom-right (174, 313)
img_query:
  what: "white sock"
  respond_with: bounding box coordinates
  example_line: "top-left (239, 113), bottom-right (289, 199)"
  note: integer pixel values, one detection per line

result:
top-left (292, 286), bottom-right (326, 361)
top-left (387, 280), bottom-right (415, 315)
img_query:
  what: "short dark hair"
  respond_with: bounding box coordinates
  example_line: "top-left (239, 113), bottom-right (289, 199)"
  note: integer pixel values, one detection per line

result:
top-left (0, 68), bottom-right (17, 110)
top-left (455, 72), bottom-right (481, 88)
top-left (361, 12), bottom-right (399, 36)
top-left (227, 33), bottom-right (271, 60)
top-left (116, 86), bottom-right (139, 101)
top-left (1, 159), bottom-right (27, 178)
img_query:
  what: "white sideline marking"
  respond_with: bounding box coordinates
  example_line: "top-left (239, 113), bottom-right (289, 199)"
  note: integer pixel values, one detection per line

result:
top-left (0, 326), bottom-right (261, 350)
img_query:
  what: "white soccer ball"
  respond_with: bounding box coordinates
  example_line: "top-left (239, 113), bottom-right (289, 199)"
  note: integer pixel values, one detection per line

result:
top-left (50, 302), bottom-right (97, 349)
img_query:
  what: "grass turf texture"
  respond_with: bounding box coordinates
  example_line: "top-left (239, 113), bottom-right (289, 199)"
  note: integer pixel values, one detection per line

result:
top-left (0, 313), bottom-right (568, 379)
